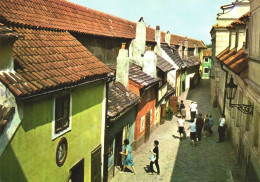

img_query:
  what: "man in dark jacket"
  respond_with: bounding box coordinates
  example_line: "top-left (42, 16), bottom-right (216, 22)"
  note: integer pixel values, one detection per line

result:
top-left (196, 113), bottom-right (204, 141)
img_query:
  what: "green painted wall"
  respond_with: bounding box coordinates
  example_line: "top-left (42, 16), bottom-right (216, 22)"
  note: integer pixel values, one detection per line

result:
top-left (0, 81), bottom-right (105, 182)
top-left (180, 69), bottom-right (187, 93)
top-left (202, 57), bottom-right (212, 78)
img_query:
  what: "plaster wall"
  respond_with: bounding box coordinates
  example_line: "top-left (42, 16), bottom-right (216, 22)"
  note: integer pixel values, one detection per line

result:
top-left (0, 81), bottom-right (105, 182)
top-left (143, 51), bottom-right (157, 78)
top-left (116, 49), bottom-right (130, 88)
top-left (216, 31), bottom-right (230, 55)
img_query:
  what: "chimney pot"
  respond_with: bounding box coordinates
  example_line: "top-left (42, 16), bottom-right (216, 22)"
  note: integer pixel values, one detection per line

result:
top-left (121, 43), bottom-right (126, 49)
top-left (156, 25), bottom-right (160, 30)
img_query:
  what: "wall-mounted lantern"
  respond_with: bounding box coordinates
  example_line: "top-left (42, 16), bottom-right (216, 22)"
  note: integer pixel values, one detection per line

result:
top-left (226, 77), bottom-right (254, 115)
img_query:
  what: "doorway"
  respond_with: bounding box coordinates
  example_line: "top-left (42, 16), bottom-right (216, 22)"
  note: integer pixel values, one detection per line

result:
top-left (160, 104), bottom-right (166, 124)
top-left (145, 111), bottom-right (150, 142)
top-left (114, 130), bottom-right (123, 170)
top-left (91, 145), bottom-right (101, 182)
top-left (70, 159), bottom-right (84, 182)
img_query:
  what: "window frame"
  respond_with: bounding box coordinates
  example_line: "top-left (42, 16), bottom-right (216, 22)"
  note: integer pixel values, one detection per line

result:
top-left (52, 93), bottom-right (72, 140)
top-left (204, 57), bottom-right (209, 63)
top-left (140, 116), bottom-right (145, 132)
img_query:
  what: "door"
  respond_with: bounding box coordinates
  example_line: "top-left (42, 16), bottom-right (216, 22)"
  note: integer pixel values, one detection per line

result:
top-left (145, 111), bottom-right (150, 143)
top-left (91, 145), bottom-right (101, 182)
top-left (70, 159), bottom-right (84, 182)
top-left (170, 96), bottom-right (178, 114)
top-left (160, 104), bottom-right (166, 124)
top-left (182, 80), bottom-right (185, 92)
top-left (114, 130), bottom-right (123, 169)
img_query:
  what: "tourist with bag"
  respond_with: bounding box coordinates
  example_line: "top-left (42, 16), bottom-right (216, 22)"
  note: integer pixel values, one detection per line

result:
top-left (148, 140), bottom-right (160, 175)
top-left (120, 139), bottom-right (136, 174)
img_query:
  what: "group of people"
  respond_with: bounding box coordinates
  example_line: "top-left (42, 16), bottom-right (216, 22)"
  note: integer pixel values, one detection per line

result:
top-left (178, 100), bottom-right (226, 146)
top-left (118, 100), bottom-right (226, 175)
top-left (119, 139), bottom-right (160, 175)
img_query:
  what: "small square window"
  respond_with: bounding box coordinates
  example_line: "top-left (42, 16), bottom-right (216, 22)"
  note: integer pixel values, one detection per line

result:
top-left (55, 94), bottom-right (70, 134)
top-left (204, 68), bottom-right (209, 74)
top-left (204, 57), bottom-right (209, 63)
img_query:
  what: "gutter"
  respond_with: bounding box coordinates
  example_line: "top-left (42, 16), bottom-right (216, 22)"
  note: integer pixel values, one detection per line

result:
top-left (220, 62), bottom-right (228, 116)
top-left (17, 75), bottom-right (113, 102)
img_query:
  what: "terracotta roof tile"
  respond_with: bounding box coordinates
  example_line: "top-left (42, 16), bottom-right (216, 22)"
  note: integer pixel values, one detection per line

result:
top-left (107, 81), bottom-right (139, 119)
top-left (0, 104), bottom-right (15, 134)
top-left (0, 27), bottom-right (111, 98)
top-left (203, 49), bottom-right (212, 57)
top-left (217, 46), bottom-right (248, 74)
top-left (129, 64), bottom-right (160, 87)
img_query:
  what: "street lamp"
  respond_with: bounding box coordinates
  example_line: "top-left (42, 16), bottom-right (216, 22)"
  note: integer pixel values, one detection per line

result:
top-left (226, 77), bottom-right (254, 115)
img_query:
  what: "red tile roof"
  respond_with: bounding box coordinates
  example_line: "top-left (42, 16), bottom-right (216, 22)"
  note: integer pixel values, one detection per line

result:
top-left (0, 0), bottom-right (205, 47)
top-left (0, 104), bottom-right (15, 134)
top-left (216, 46), bottom-right (248, 74)
top-left (0, 27), bottom-right (111, 97)
top-left (231, 12), bottom-right (250, 26)
top-left (203, 49), bottom-right (212, 57)
top-left (169, 34), bottom-right (206, 48)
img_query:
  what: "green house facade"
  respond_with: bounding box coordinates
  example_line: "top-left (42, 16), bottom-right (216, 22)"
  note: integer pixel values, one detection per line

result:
top-left (202, 49), bottom-right (212, 78)
top-left (0, 24), bottom-right (111, 182)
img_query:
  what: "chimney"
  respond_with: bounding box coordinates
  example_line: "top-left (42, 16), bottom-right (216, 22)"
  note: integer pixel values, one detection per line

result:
top-left (165, 31), bottom-right (171, 45)
top-left (0, 24), bottom-right (19, 71)
top-left (143, 46), bottom-right (157, 78)
top-left (155, 25), bottom-right (161, 47)
top-left (131, 17), bottom-right (146, 67)
top-left (194, 43), bottom-right (198, 57)
top-left (178, 41), bottom-right (183, 58)
top-left (237, 29), bottom-right (245, 51)
top-left (116, 43), bottom-right (130, 88)
top-left (184, 37), bottom-right (188, 59)
top-left (230, 31), bottom-right (236, 50)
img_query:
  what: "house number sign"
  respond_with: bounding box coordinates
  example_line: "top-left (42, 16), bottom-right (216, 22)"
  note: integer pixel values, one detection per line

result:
top-left (56, 137), bottom-right (68, 167)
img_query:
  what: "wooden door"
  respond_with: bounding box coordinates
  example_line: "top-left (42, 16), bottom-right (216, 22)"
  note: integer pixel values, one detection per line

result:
top-left (91, 145), bottom-right (101, 182)
top-left (145, 112), bottom-right (150, 143)
top-left (114, 130), bottom-right (123, 168)
top-left (70, 159), bottom-right (84, 182)
top-left (170, 96), bottom-right (178, 114)
top-left (160, 104), bottom-right (166, 124)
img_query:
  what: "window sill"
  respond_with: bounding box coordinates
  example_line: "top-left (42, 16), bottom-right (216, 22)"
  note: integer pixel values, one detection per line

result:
top-left (52, 128), bottom-right (71, 141)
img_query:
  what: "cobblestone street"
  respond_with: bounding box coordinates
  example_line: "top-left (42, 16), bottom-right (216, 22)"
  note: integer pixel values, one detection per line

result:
top-left (111, 79), bottom-right (243, 182)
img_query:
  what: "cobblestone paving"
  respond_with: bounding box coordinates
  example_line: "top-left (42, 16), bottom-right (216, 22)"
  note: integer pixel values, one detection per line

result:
top-left (110, 79), bottom-right (242, 182)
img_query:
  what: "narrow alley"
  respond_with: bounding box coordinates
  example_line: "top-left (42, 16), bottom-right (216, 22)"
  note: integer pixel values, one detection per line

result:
top-left (111, 79), bottom-right (242, 182)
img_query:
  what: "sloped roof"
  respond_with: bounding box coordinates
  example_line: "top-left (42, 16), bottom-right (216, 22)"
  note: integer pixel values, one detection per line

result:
top-left (184, 56), bottom-right (201, 67)
top-left (129, 64), bottom-right (160, 87)
top-left (217, 46), bottom-right (248, 74)
top-left (161, 44), bottom-right (186, 68)
top-left (107, 81), bottom-right (139, 119)
top-left (156, 55), bottom-right (175, 72)
top-left (0, 27), bottom-right (111, 98)
top-left (165, 82), bottom-right (175, 97)
top-left (0, 23), bottom-right (19, 38)
top-left (0, 104), bottom-right (15, 134)
top-left (231, 12), bottom-right (250, 27)
top-left (169, 34), bottom-right (206, 48)
top-left (203, 49), bottom-right (212, 57)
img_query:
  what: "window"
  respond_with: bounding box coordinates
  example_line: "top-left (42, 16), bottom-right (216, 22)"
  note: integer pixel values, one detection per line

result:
top-left (55, 94), bottom-right (70, 134)
top-left (204, 57), bottom-right (209, 63)
top-left (204, 67), bottom-right (209, 74)
top-left (108, 140), bottom-right (114, 158)
top-left (140, 116), bottom-right (145, 132)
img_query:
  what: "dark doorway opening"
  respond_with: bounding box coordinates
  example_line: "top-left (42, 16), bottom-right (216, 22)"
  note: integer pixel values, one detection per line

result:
top-left (91, 145), bottom-right (102, 182)
top-left (114, 130), bottom-right (123, 171)
top-left (70, 159), bottom-right (84, 182)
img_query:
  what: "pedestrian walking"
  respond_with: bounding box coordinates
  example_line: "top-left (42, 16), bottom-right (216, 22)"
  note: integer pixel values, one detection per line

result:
top-left (204, 114), bottom-right (210, 137)
top-left (187, 119), bottom-right (196, 146)
top-left (148, 140), bottom-right (160, 175)
top-left (177, 115), bottom-right (185, 140)
top-left (120, 139), bottom-right (136, 174)
top-left (209, 114), bottom-right (214, 136)
top-left (180, 100), bottom-right (186, 119)
top-left (217, 114), bottom-right (226, 143)
top-left (190, 102), bottom-right (197, 122)
top-left (196, 113), bottom-right (204, 141)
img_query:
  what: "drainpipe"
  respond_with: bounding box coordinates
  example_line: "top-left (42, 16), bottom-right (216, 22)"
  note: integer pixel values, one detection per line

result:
top-left (103, 77), bottom-right (113, 182)
top-left (220, 63), bottom-right (228, 115)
